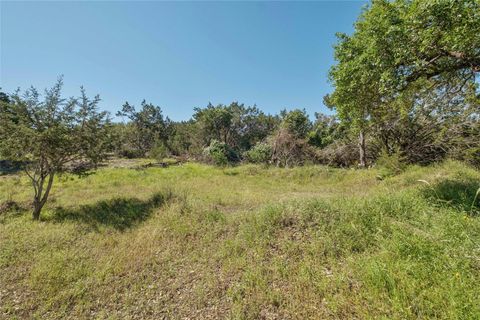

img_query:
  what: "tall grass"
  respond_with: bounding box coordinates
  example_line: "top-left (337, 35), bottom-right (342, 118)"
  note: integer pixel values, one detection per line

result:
top-left (0, 160), bottom-right (479, 319)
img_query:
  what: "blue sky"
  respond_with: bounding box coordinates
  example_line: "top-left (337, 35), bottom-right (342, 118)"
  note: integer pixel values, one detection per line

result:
top-left (1, 1), bottom-right (366, 121)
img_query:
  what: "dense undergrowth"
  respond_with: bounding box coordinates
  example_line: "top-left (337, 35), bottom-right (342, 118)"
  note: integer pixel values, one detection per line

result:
top-left (0, 160), bottom-right (479, 319)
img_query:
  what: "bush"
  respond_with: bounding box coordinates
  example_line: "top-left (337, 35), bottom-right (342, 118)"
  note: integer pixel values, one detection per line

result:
top-left (315, 140), bottom-right (358, 167)
top-left (118, 147), bottom-right (144, 159)
top-left (376, 148), bottom-right (406, 178)
top-left (245, 142), bottom-right (272, 164)
top-left (203, 140), bottom-right (239, 166)
top-left (269, 128), bottom-right (313, 167)
top-left (148, 143), bottom-right (168, 161)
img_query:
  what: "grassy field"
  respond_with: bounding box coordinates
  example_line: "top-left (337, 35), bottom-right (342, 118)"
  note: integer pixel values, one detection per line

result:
top-left (1, 160), bottom-right (479, 319)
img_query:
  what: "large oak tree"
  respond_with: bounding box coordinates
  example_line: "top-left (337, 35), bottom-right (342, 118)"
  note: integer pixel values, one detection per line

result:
top-left (327, 0), bottom-right (480, 166)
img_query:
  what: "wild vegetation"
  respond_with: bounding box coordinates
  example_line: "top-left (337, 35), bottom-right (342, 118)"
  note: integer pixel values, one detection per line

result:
top-left (1, 160), bottom-right (479, 318)
top-left (0, 0), bottom-right (479, 318)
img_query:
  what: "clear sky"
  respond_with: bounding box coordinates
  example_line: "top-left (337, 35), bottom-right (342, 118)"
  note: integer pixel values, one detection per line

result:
top-left (1, 1), bottom-right (366, 121)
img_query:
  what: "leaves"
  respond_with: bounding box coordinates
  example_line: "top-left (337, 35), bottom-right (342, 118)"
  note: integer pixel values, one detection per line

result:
top-left (328, 0), bottom-right (480, 127)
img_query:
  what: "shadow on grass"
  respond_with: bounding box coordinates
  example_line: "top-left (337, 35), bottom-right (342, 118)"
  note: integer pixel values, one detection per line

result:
top-left (0, 160), bottom-right (24, 175)
top-left (422, 178), bottom-right (480, 214)
top-left (0, 200), bottom-right (27, 223)
top-left (48, 191), bottom-right (173, 231)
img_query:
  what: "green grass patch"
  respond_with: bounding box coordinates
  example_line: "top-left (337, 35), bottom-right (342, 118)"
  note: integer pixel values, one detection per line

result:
top-left (1, 160), bottom-right (479, 318)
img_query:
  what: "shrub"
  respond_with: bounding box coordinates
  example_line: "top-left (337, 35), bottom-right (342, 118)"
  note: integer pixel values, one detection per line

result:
top-left (245, 142), bottom-right (272, 164)
top-left (315, 140), bottom-right (358, 167)
top-left (148, 142), bottom-right (168, 161)
top-left (315, 134), bottom-right (379, 168)
top-left (269, 127), bottom-right (313, 167)
top-left (376, 148), bottom-right (406, 178)
top-left (203, 140), bottom-right (239, 166)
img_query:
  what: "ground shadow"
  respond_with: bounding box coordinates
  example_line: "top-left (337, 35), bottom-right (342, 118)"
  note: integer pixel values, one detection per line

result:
top-left (48, 191), bottom-right (172, 231)
top-left (422, 178), bottom-right (480, 214)
top-left (0, 200), bottom-right (27, 223)
top-left (0, 160), bottom-right (24, 175)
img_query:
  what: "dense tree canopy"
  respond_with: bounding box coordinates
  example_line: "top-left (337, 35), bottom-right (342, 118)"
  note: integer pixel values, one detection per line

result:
top-left (327, 0), bottom-right (480, 166)
top-left (329, 0), bottom-right (479, 110)
top-left (193, 102), bottom-right (278, 152)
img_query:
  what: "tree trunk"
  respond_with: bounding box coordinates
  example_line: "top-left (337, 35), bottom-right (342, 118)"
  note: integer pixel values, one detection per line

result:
top-left (32, 201), bottom-right (42, 220)
top-left (31, 173), bottom-right (55, 220)
top-left (359, 130), bottom-right (366, 168)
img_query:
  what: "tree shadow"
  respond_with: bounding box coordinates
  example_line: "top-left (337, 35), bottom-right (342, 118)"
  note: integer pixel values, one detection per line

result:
top-left (422, 178), bottom-right (480, 215)
top-left (48, 191), bottom-right (173, 231)
top-left (0, 160), bottom-right (24, 175)
top-left (0, 200), bottom-right (26, 223)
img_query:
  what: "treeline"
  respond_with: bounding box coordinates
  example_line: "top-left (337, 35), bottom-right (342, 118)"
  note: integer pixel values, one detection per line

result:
top-left (1, 0), bottom-right (479, 172)
top-left (1, 83), bottom-right (478, 170)
top-left (105, 94), bottom-right (479, 169)
top-left (103, 0), bottom-right (480, 169)
top-left (109, 101), bottom-right (347, 167)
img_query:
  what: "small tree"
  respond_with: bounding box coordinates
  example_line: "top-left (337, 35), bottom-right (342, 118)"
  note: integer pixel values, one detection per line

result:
top-left (280, 109), bottom-right (311, 139)
top-left (116, 100), bottom-right (172, 157)
top-left (0, 79), bottom-right (110, 220)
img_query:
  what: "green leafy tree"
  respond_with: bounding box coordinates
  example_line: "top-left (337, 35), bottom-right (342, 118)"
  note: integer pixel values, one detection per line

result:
top-left (326, 15), bottom-right (383, 166)
top-left (168, 120), bottom-right (203, 156)
top-left (280, 109), bottom-right (311, 139)
top-left (0, 89), bottom-right (10, 104)
top-left (328, 0), bottom-right (480, 167)
top-left (193, 103), bottom-right (233, 145)
top-left (194, 102), bottom-right (278, 153)
top-left (203, 140), bottom-right (239, 166)
top-left (375, 0), bottom-right (480, 93)
top-left (228, 102), bottom-right (278, 151)
top-left (307, 113), bottom-right (345, 148)
top-left (0, 79), bottom-right (111, 220)
top-left (117, 100), bottom-right (172, 156)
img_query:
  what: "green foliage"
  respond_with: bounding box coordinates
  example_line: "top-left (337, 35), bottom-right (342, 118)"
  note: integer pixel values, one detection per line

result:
top-left (116, 100), bottom-right (172, 157)
top-left (203, 140), bottom-right (239, 166)
top-left (167, 120), bottom-right (202, 156)
top-left (1, 161), bottom-right (480, 318)
top-left (376, 148), bottom-right (407, 178)
top-left (280, 108), bottom-right (311, 139)
top-left (327, 0), bottom-right (480, 166)
top-left (307, 113), bottom-right (345, 148)
top-left (0, 89), bottom-right (10, 104)
top-left (0, 78), bottom-right (110, 219)
top-left (194, 102), bottom-right (278, 153)
top-left (329, 0), bottom-right (480, 120)
top-left (147, 142), bottom-right (169, 161)
top-left (194, 103), bottom-right (233, 145)
top-left (245, 142), bottom-right (272, 164)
